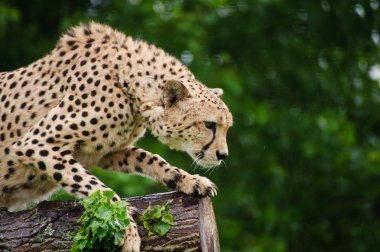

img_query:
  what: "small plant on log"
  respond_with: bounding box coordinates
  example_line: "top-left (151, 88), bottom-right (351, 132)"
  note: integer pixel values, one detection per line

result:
top-left (140, 199), bottom-right (175, 236)
top-left (71, 190), bottom-right (130, 252)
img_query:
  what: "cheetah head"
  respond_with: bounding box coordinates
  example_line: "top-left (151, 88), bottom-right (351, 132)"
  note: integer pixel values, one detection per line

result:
top-left (142, 80), bottom-right (233, 168)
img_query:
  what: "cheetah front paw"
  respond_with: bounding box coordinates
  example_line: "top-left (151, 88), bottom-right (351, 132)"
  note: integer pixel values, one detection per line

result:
top-left (177, 174), bottom-right (218, 197)
top-left (120, 222), bottom-right (141, 252)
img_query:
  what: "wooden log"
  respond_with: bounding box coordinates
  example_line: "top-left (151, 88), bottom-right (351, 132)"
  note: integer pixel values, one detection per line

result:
top-left (0, 192), bottom-right (220, 252)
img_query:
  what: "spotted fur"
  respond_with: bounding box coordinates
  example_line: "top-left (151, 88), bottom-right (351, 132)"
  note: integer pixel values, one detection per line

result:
top-left (0, 22), bottom-right (232, 251)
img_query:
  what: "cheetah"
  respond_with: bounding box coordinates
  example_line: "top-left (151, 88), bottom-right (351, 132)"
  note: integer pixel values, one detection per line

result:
top-left (0, 22), bottom-right (232, 251)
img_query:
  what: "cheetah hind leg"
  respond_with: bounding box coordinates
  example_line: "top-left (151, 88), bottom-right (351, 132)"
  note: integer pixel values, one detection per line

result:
top-left (120, 207), bottom-right (141, 252)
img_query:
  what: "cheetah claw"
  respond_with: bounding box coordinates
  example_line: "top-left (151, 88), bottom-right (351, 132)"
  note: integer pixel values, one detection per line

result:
top-left (178, 174), bottom-right (218, 197)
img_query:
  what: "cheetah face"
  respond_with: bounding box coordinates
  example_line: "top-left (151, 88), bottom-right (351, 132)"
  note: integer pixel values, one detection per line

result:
top-left (145, 80), bottom-right (233, 168)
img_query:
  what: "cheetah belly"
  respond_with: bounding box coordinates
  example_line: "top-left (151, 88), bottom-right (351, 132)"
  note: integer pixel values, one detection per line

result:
top-left (0, 164), bottom-right (58, 211)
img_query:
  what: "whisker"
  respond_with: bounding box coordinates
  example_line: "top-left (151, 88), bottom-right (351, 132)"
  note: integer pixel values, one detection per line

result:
top-left (210, 165), bottom-right (218, 175)
top-left (192, 161), bottom-right (199, 172)
top-left (192, 153), bottom-right (203, 172)
top-left (206, 166), bottom-right (212, 175)
top-left (221, 160), bottom-right (227, 169)
top-left (206, 165), bottom-right (214, 175)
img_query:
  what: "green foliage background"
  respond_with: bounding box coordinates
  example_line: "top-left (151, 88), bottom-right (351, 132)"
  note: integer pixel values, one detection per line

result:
top-left (1, 0), bottom-right (380, 251)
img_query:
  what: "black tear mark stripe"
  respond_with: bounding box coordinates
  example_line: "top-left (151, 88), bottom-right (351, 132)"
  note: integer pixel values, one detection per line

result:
top-left (202, 127), bottom-right (216, 152)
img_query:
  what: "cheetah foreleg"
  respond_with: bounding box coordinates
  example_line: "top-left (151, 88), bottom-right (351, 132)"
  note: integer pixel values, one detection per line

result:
top-left (99, 147), bottom-right (217, 197)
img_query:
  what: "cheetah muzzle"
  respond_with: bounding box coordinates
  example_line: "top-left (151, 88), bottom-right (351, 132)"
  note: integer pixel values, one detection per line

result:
top-left (0, 22), bottom-right (233, 252)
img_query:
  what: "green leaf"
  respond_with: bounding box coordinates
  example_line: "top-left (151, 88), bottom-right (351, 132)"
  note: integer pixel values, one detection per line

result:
top-left (103, 190), bottom-right (115, 201)
top-left (98, 228), bottom-right (108, 240)
top-left (140, 200), bottom-right (174, 237)
top-left (113, 231), bottom-right (124, 245)
top-left (95, 205), bottom-right (112, 220)
top-left (70, 190), bottom-right (130, 251)
top-left (77, 239), bottom-right (87, 250)
top-left (73, 232), bottom-right (84, 241)
top-left (162, 199), bottom-right (173, 211)
top-left (90, 220), bottom-right (100, 233)
top-left (143, 220), bottom-right (154, 236)
top-left (162, 213), bottom-right (174, 224)
top-left (122, 218), bottom-right (131, 227)
top-left (153, 222), bottom-right (172, 236)
top-left (152, 205), bottom-right (162, 218)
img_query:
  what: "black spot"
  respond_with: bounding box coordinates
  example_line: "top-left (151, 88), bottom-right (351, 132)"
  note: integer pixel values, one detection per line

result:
top-left (52, 146), bottom-right (60, 151)
top-left (67, 40), bottom-right (76, 46)
top-left (69, 159), bottom-right (77, 165)
top-left (61, 150), bottom-right (71, 156)
top-left (25, 149), bottom-right (35, 157)
top-left (80, 191), bottom-right (89, 196)
top-left (37, 161), bottom-right (47, 170)
top-left (56, 125), bottom-right (63, 131)
top-left (147, 158), bottom-right (155, 165)
top-left (71, 183), bottom-right (81, 189)
top-left (164, 173), bottom-right (181, 190)
top-left (137, 152), bottom-right (146, 162)
top-left (73, 175), bottom-right (82, 182)
top-left (53, 172), bottom-right (62, 181)
top-left (90, 118), bottom-right (98, 125)
top-left (54, 164), bottom-right (65, 170)
top-left (28, 174), bottom-right (36, 181)
top-left (64, 135), bottom-right (73, 140)
top-left (39, 150), bottom-right (49, 156)
top-left (158, 161), bottom-right (167, 167)
top-left (69, 123), bottom-right (78, 130)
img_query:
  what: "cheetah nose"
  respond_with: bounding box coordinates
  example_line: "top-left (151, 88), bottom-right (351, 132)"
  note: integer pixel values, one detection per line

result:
top-left (216, 151), bottom-right (228, 161)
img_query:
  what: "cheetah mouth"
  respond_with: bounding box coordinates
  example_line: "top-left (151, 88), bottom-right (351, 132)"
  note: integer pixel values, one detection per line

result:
top-left (192, 151), bottom-right (221, 168)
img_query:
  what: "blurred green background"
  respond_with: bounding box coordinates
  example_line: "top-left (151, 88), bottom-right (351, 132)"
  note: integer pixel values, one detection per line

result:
top-left (1, 0), bottom-right (380, 251)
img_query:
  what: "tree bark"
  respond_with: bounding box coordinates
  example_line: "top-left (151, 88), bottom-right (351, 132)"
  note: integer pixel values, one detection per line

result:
top-left (0, 192), bottom-right (220, 252)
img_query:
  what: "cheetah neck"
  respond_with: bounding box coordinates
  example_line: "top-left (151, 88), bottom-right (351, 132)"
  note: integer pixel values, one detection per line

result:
top-left (122, 43), bottom-right (193, 88)
top-left (114, 39), bottom-right (196, 119)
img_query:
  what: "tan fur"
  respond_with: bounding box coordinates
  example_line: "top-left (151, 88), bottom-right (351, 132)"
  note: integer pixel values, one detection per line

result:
top-left (0, 22), bottom-right (232, 251)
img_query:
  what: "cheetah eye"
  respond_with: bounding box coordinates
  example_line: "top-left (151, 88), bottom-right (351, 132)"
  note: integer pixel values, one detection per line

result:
top-left (204, 121), bottom-right (216, 130)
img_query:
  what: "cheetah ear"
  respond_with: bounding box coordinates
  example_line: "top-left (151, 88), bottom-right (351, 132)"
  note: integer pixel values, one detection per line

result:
top-left (210, 88), bottom-right (224, 97)
top-left (162, 80), bottom-right (191, 108)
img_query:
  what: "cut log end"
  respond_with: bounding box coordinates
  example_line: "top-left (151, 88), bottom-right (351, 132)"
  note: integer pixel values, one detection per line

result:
top-left (0, 192), bottom-right (220, 252)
